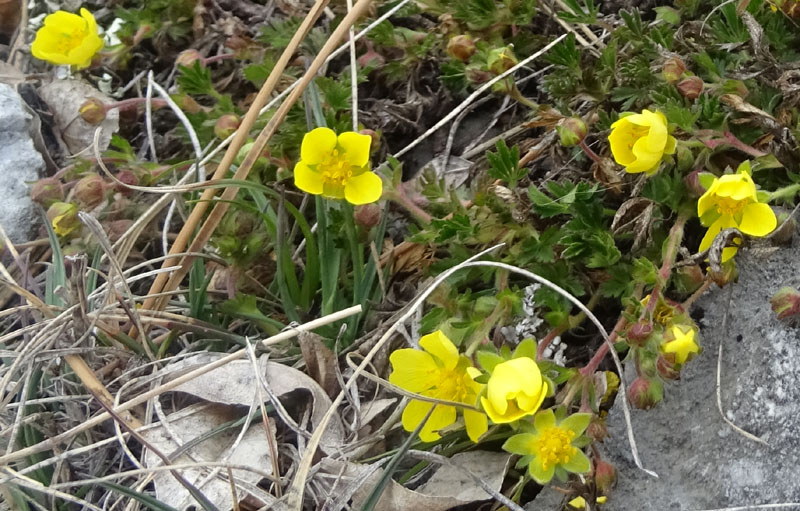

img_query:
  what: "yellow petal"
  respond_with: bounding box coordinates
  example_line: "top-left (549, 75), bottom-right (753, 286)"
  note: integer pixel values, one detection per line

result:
top-left (624, 137), bottom-right (661, 174)
top-left (697, 178), bottom-right (720, 219)
top-left (389, 349), bottom-right (438, 392)
top-left (623, 112), bottom-right (651, 126)
top-left (344, 171), bottom-right (382, 205)
top-left (463, 409), bottom-right (488, 442)
top-left (301, 127), bottom-right (336, 165)
top-left (481, 396), bottom-right (528, 423)
top-left (664, 134), bottom-right (677, 155)
top-left (293, 161), bottom-right (323, 195)
top-left (715, 172), bottom-right (756, 201)
top-left (405, 401), bottom-right (456, 442)
top-left (45, 10), bottom-right (85, 31)
top-left (642, 109), bottom-right (667, 152)
top-left (402, 399), bottom-right (434, 438)
top-left (337, 131), bottom-right (372, 167)
top-left (322, 181), bottom-right (346, 199)
top-left (419, 330), bottom-right (459, 370)
top-left (608, 119), bottom-right (637, 166)
top-left (738, 202), bottom-right (777, 237)
top-left (663, 326), bottom-right (700, 364)
top-left (699, 216), bottom-right (730, 253)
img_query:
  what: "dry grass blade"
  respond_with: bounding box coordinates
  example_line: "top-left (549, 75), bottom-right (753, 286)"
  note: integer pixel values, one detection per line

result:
top-left (0, 305), bottom-right (361, 465)
top-left (148, 0), bottom-right (376, 320)
top-left (136, 0), bottom-right (330, 324)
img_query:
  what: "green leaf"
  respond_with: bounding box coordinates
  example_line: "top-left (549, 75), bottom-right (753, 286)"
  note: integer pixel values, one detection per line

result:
top-left (519, 226), bottom-right (561, 263)
top-left (513, 338), bottom-right (537, 360)
top-left (477, 350), bottom-right (506, 372)
top-left (219, 295), bottom-right (283, 335)
top-left (558, 0), bottom-right (598, 24)
top-left (633, 257), bottom-right (658, 285)
top-left (654, 6), bottom-right (680, 25)
top-left (177, 61), bottom-right (215, 96)
top-left (545, 33), bottom-right (581, 72)
top-left (486, 139), bottom-right (525, 188)
top-left (316, 76), bottom-right (352, 113)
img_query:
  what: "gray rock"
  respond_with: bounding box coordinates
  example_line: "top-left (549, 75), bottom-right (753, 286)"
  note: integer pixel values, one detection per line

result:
top-left (0, 84), bottom-right (45, 244)
top-left (604, 234), bottom-right (800, 510)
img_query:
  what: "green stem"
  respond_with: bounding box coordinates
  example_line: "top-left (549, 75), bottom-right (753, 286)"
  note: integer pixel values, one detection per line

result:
top-left (768, 183), bottom-right (800, 203)
top-left (342, 203), bottom-right (364, 300)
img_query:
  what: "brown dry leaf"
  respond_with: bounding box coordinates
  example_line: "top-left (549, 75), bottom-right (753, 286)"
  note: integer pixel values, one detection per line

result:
top-left (298, 331), bottom-right (339, 399)
top-left (160, 353), bottom-right (346, 453)
top-left (592, 157), bottom-right (623, 195)
top-left (141, 403), bottom-right (279, 511)
top-left (319, 451), bottom-right (511, 510)
top-left (380, 240), bottom-right (433, 274)
top-left (0, 0), bottom-right (21, 42)
top-left (38, 79), bottom-right (119, 155)
top-left (720, 93), bottom-right (776, 122)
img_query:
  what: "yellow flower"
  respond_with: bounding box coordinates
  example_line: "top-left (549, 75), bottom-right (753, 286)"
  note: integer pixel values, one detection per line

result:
top-left (31, 8), bottom-right (104, 69)
top-left (480, 357), bottom-right (547, 424)
top-left (46, 202), bottom-right (80, 237)
top-left (389, 330), bottom-right (487, 442)
top-left (697, 163), bottom-right (777, 262)
top-left (608, 109), bottom-right (676, 174)
top-left (568, 496), bottom-right (607, 509)
top-left (661, 325), bottom-right (700, 365)
top-left (503, 409), bottom-right (591, 484)
top-left (293, 127), bottom-right (382, 205)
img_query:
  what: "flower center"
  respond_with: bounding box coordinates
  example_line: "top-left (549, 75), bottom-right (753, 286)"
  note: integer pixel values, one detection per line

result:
top-left (626, 125), bottom-right (650, 150)
top-left (433, 368), bottom-right (473, 403)
top-left (55, 25), bottom-right (87, 54)
top-left (317, 149), bottom-right (353, 188)
top-left (715, 196), bottom-right (746, 217)
top-left (535, 427), bottom-right (576, 469)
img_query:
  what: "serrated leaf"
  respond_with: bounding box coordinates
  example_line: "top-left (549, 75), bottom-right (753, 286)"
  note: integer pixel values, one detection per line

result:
top-left (477, 350), bottom-right (505, 373)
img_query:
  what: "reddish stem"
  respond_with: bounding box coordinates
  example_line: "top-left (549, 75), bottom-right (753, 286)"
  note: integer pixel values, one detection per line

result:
top-left (579, 140), bottom-right (603, 165)
top-left (579, 315), bottom-right (627, 376)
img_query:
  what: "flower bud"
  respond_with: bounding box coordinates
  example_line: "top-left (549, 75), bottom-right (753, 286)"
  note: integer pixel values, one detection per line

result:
top-left (177, 94), bottom-right (205, 114)
top-left (593, 459), bottom-right (617, 494)
top-left (103, 219), bottom-right (133, 243)
top-left (359, 129), bottom-right (380, 153)
top-left (354, 203), bottom-right (381, 229)
top-left (673, 264), bottom-right (705, 295)
top-left (47, 202), bottom-right (80, 237)
top-left (214, 114), bottom-right (240, 139)
top-left (115, 170), bottom-right (139, 194)
top-left (557, 117), bottom-right (588, 147)
top-left (722, 79), bottom-right (749, 98)
top-left (487, 46), bottom-right (517, 75)
top-left (73, 174), bottom-right (105, 208)
top-left (626, 321), bottom-right (653, 347)
top-left (176, 49), bottom-right (204, 68)
top-left (676, 144), bottom-right (695, 173)
top-left (771, 286), bottom-right (800, 320)
top-left (656, 354), bottom-right (681, 380)
top-left (447, 34), bottom-right (476, 62)
top-left (683, 169), bottom-right (706, 198)
top-left (465, 64), bottom-right (491, 84)
top-left (677, 76), bottom-right (703, 100)
top-left (662, 57), bottom-right (686, 84)
top-left (31, 178), bottom-right (63, 207)
top-left (357, 42), bottom-right (385, 68)
top-left (627, 376), bottom-right (662, 410)
top-left (79, 98), bottom-right (107, 124)
top-left (585, 416), bottom-right (608, 442)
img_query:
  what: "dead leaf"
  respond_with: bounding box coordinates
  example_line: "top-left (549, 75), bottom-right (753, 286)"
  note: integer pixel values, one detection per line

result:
top-left (380, 240), bottom-right (433, 274)
top-left (38, 79), bottom-right (119, 155)
top-left (160, 353), bottom-right (346, 454)
top-left (319, 451), bottom-right (511, 511)
top-left (298, 331), bottom-right (339, 399)
top-left (0, 0), bottom-right (21, 43)
top-left (142, 403), bottom-right (279, 511)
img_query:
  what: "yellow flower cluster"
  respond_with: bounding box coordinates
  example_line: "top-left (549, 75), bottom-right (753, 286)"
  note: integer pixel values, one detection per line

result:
top-left (31, 8), bottom-right (103, 69)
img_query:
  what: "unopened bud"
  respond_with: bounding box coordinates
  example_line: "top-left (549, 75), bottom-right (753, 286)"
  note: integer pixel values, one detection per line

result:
top-left (465, 65), bottom-right (491, 84)
top-left (673, 264), bottom-right (705, 294)
top-left (177, 94), bottom-right (205, 114)
top-left (115, 170), bottom-right (139, 194)
top-left (359, 129), bottom-right (380, 153)
top-left (683, 169), bottom-right (706, 198)
top-left (676, 144), bottom-right (694, 173)
top-left (656, 354), bottom-right (681, 380)
top-left (627, 376), bottom-right (663, 410)
top-left (593, 460), bottom-right (617, 494)
top-left (722, 79), bottom-right (749, 98)
top-left (447, 35), bottom-right (476, 62)
top-left (487, 46), bottom-right (517, 75)
top-left (103, 219), bottom-right (133, 243)
top-left (79, 98), bottom-right (107, 124)
top-left (31, 178), bottom-right (63, 207)
top-left (73, 174), bottom-right (105, 208)
top-left (46, 202), bottom-right (80, 237)
top-left (662, 57), bottom-right (686, 84)
top-left (176, 49), bottom-right (204, 68)
top-left (626, 321), bottom-right (653, 347)
top-left (677, 76), bottom-right (703, 100)
top-left (214, 114), bottom-right (240, 139)
top-left (585, 416), bottom-right (608, 442)
top-left (557, 117), bottom-right (588, 147)
top-left (355, 203), bottom-right (381, 229)
top-left (771, 286), bottom-right (800, 320)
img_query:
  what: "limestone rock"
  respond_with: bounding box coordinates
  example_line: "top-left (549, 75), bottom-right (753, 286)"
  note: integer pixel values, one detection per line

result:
top-left (604, 234), bottom-right (800, 510)
top-left (0, 84), bottom-right (45, 244)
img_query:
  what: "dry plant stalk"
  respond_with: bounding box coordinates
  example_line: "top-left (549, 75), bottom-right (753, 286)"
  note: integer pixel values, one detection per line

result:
top-left (135, 0), bottom-right (330, 326)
